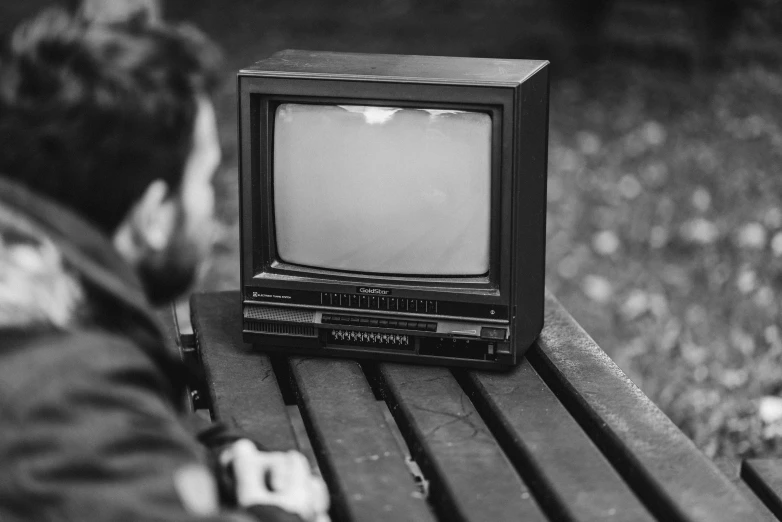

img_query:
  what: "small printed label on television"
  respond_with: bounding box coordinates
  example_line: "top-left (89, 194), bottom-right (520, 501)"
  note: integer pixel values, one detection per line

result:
top-left (250, 291), bottom-right (292, 300)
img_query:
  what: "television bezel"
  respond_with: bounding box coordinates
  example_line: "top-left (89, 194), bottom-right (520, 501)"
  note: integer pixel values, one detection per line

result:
top-left (269, 100), bottom-right (499, 281)
top-left (258, 94), bottom-right (503, 286)
top-left (241, 81), bottom-right (515, 298)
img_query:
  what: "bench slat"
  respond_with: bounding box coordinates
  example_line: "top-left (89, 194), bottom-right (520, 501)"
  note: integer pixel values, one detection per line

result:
top-left (190, 291), bottom-right (297, 451)
top-left (375, 363), bottom-right (548, 522)
top-left (463, 359), bottom-right (655, 522)
top-left (531, 290), bottom-right (766, 522)
top-left (741, 460), bottom-right (782, 520)
top-left (289, 357), bottom-right (436, 522)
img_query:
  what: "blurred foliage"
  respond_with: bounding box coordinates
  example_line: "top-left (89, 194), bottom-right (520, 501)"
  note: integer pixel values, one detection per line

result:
top-left (545, 65), bottom-right (782, 460)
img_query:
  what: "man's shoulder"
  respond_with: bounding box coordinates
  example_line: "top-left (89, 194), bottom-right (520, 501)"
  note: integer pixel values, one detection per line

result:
top-left (0, 327), bottom-right (168, 413)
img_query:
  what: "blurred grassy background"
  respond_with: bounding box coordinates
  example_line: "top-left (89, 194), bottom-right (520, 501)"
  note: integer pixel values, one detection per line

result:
top-left (4, 0), bottom-right (782, 463)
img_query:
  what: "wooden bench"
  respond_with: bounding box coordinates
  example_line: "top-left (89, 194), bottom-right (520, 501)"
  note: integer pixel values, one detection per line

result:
top-left (159, 290), bottom-right (777, 522)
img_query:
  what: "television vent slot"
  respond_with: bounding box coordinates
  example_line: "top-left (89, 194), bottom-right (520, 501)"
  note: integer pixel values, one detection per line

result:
top-left (244, 305), bottom-right (316, 323)
top-left (244, 320), bottom-right (317, 337)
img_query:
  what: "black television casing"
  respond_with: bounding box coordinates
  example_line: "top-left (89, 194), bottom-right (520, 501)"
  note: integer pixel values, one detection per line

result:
top-left (238, 50), bottom-right (549, 369)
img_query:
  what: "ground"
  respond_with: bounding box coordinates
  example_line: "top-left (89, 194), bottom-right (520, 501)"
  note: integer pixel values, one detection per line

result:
top-left (4, 0), bottom-right (782, 463)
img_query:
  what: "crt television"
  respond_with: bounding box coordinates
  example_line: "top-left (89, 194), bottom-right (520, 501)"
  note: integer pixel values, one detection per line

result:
top-left (238, 49), bottom-right (549, 369)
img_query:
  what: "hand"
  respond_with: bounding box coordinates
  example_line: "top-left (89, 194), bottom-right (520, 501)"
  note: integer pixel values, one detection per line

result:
top-left (222, 440), bottom-right (330, 522)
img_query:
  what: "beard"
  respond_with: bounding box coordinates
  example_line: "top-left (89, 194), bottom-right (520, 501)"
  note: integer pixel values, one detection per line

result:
top-left (136, 206), bottom-right (209, 306)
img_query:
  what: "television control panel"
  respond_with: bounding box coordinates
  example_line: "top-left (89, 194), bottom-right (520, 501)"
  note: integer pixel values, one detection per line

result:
top-left (241, 297), bottom-right (516, 369)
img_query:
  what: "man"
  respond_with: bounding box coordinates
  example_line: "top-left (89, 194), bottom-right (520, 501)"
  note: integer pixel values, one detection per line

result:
top-left (0, 7), bottom-right (328, 522)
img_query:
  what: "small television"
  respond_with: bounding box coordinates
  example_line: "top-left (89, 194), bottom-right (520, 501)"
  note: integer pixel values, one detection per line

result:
top-left (238, 50), bottom-right (549, 369)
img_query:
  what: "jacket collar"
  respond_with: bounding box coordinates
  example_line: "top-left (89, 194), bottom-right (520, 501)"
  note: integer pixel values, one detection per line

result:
top-left (0, 175), bottom-right (155, 322)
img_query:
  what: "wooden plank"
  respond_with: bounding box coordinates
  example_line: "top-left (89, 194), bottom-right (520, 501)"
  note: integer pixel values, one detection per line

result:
top-left (375, 363), bottom-right (548, 522)
top-left (289, 357), bottom-right (436, 522)
top-left (714, 459), bottom-right (777, 522)
top-left (529, 290), bottom-right (766, 522)
top-left (191, 291), bottom-right (297, 451)
top-left (462, 360), bottom-right (655, 522)
top-left (742, 460), bottom-right (782, 520)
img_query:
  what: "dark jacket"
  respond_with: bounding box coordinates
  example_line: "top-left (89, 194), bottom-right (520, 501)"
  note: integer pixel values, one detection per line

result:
top-left (0, 177), bottom-right (298, 522)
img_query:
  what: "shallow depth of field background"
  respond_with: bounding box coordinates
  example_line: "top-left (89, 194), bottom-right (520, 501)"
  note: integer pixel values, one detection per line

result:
top-left (3, 0), bottom-right (782, 464)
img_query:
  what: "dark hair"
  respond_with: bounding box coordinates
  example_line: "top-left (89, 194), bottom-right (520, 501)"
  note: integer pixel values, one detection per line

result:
top-left (0, 8), bottom-right (221, 233)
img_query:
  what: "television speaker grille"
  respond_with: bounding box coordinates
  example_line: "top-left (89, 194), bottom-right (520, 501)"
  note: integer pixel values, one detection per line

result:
top-left (243, 305), bottom-right (316, 323)
top-left (243, 320), bottom-right (317, 337)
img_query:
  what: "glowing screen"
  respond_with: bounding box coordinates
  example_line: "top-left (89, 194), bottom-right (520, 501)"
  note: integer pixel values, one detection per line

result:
top-left (273, 103), bottom-right (491, 275)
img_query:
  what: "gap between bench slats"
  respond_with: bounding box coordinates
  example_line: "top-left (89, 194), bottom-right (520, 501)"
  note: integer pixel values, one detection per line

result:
top-left (742, 460), bottom-right (782, 520)
top-left (190, 291), bottom-right (297, 452)
top-left (460, 360), bottom-right (655, 522)
top-left (713, 459), bottom-right (778, 522)
top-left (530, 290), bottom-right (766, 522)
top-left (288, 357), bottom-right (437, 522)
top-left (369, 362), bottom-right (548, 522)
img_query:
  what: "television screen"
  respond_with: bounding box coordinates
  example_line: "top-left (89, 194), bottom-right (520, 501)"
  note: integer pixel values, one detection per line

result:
top-left (272, 103), bottom-right (492, 275)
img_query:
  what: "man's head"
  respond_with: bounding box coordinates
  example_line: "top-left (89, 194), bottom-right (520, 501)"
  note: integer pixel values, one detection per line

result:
top-left (0, 8), bottom-right (222, 304)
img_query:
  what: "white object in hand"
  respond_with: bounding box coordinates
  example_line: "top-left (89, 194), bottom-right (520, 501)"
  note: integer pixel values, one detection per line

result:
top-left (223, 439), bottom-right (330, 522)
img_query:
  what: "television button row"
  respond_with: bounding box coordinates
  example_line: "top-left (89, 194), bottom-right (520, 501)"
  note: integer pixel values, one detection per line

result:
top-left (322, 314), bottom-right (436, 332)
top-left (321, 293), bottom-right (437, 313)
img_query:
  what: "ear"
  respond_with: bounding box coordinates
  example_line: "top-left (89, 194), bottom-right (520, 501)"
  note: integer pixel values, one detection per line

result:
top-left (135, 180), bottom-right (176, 251)
top-left (113, 180), bottom-right (176, 261)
